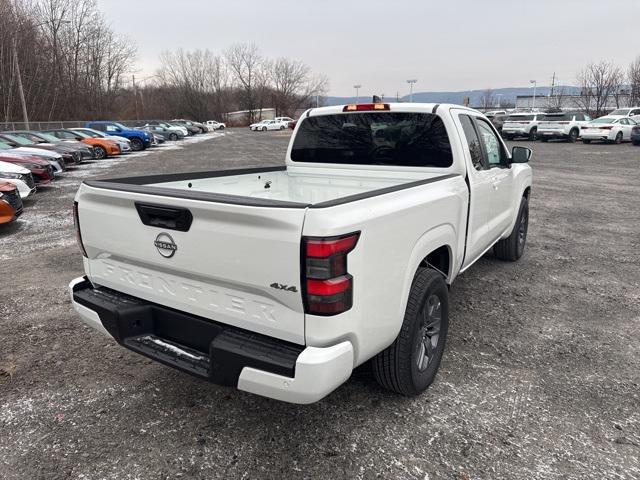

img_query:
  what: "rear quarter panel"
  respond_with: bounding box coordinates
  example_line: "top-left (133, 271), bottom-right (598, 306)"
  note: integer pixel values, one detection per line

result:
top-left (302, 176), bottom-right (468, 366)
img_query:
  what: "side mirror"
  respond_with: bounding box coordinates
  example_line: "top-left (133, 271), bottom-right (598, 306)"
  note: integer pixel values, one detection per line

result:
top-left (511, 146), bottom-right (532, 163)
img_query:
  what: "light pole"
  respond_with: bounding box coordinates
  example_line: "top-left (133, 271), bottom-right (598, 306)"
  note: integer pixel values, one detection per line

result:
top-left (407, 79), bottom-right (417, 102)
top-left (530, 80), bottom-right (537, 110)
top-left (353, 84), bottom-right (362, 104)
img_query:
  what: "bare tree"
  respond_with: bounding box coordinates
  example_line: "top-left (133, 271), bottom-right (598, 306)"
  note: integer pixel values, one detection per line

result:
top-left (480, 89), bottom-right (494, 109)
top-left (576, 61), bottom-right (624, 117)
top-left (225, 43), bottom-right (265, 121)
top-left (628, 56), bottom-right (640, 107)
top-left (548, 85), bottom-right (567, 111)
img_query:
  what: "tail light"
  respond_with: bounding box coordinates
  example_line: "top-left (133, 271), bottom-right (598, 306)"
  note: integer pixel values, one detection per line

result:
top-left (343, 104), bottom-right (389, 112)
top-left (600, 126), bottom-right (613, 130)
top-left (302, 232), bottom-right (360, 315)
top-left (73, 201), bottom-right (88, 257)
top-left (581, 126), bottom-right (588, 130)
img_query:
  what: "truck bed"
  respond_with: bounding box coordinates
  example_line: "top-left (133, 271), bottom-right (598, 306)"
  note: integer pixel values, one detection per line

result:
top-left (87, 166), bottom-right (453, 208)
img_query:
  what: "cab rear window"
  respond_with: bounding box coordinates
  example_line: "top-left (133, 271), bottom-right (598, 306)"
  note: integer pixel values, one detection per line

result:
top-left (291, 112), bottom-right (453, 168)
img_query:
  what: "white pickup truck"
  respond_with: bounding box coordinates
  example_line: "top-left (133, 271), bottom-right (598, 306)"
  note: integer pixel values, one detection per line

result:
top-left (69, 103), bottom-right (532, 404)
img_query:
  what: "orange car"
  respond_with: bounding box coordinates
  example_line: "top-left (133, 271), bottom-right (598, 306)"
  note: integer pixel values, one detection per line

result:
top-left (47, 129), bottom-right (120, 159)
top-left (0, 181), bottom-right (23, 224)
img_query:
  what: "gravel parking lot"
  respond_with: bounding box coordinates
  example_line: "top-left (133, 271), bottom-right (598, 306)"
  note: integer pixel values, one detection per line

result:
top-left (0, 129), bottom-right (638, 480)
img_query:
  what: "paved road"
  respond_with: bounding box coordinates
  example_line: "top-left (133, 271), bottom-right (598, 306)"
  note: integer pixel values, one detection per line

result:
top-left (1, 129), bottom-right (639, 479)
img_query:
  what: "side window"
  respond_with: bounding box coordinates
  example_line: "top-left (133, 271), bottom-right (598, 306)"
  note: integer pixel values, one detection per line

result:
top-left (476, 119), bottom-right (504, 168)
top-left (584, 115), bottom-right (591, 121)
top-left (105, 125), bottom-right (117, 132)
top-left (459, 115), bottom-right (486, 170)
top-left (574, 113), bottom-right (583, 121)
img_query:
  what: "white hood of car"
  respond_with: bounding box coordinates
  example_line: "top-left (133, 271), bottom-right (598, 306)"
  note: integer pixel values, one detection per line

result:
top-left (107, 135), bottom-right (130, 144)
top-left (9, 147), bottom-right (62, 159)
top-left (0, 160), bottom-right (30, 174)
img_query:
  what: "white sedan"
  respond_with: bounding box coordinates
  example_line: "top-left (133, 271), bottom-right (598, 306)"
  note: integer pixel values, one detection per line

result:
top-left (0, 160), bottom-right (36, 198)
top-left (581, 117), bottom-right (639, 144)
top-left (206, 120), bottom-right (226, 131)
top-left (249, 120), bottom-right (286, 131)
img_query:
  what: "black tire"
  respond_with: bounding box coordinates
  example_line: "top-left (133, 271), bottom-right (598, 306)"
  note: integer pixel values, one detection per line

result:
top-left (614, 132), bottom-right (623, 144)
top-left (169, 133), bottom-right (178, 141)
top-left (262, 126), bottom-right (267, 132)
top-left (540, 137), bottom-right (548, 142)
top-left (220, 126), bottom-right (225, 130)
top-left (372, 268), bottom-right (449, 396)
top-left (528, 127), bottom-right (537, 141)
top-left (567, 128), bottom-right (579, 143)
top-left (582, 139), bottom-right (591, 144)
top-left (93, 145), bottom-right (107, 159)
top-left (130, 138), bottom-right (144, 151)
top-left (494, 196), bottom-right (529, 261)
top-left (632, 140), bottom-right (640, 146)
top-left (280, 125), bottom-right (285, 130)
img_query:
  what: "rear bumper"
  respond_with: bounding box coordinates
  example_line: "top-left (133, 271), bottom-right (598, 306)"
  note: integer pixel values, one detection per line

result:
top-left (68, 276), bottom-right (353, 404)
top-left (538, 130), bottom-right (568, 139)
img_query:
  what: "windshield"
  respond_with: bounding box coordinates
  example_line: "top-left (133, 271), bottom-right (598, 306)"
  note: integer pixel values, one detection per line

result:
top-left (291, 112), bottom-right (453, 168)
top-left (0, 141), bottom-right (13, 150)
top-left (70, 130), bottom-right (90, 138)
top-left (506, 115), bottom-right (534, 121)
top-left (540, 113), bottom-right (571, 122)
top-left (591, 117), bottom-right (616, 124)
top-left (610, 109), bottom-right (630, 116)
top-left (36, 132), bottom-right (63, 142)
top-left (2, 134), bottom-right (34, 145)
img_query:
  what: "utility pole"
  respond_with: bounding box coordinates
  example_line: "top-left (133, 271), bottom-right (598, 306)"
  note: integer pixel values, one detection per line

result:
top-left (133, 75), bottom-right (139, 120)
top-left (549, 72), bottom-right (556, 98)
top-left (12, 36), bottom-right (29, 129)
top-left (407, 79), bottom-right (417, 102)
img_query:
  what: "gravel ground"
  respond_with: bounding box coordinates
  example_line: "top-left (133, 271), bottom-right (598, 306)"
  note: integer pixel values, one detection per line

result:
top-left (0, 129), bottom-right (639, 480)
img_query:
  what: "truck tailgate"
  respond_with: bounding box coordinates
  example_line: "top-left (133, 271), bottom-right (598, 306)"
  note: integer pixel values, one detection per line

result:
top-left (76, 184), bottom-right (307, 344)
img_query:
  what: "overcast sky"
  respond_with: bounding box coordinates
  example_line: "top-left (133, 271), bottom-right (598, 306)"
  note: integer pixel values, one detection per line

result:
top-left (97, 0), bottom-right (639, 97)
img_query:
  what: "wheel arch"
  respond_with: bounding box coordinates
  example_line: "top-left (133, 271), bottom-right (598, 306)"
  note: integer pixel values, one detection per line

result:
top-left (397, 224), bottom-right (458, 333)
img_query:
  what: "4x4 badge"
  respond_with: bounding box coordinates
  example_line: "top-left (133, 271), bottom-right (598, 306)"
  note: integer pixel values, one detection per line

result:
top-left (270, 283), bottom-right (298, 293)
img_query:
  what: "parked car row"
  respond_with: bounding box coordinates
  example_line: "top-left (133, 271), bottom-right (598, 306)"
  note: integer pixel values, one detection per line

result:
top-left (498, 108), bottom-right (640, 145)
top-left (0, 119), bottom-right (219, 226)
top-left (249, 117), bottom-right (294, 131)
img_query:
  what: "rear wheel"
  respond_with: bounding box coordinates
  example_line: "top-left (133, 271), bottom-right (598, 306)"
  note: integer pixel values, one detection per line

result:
top-left (494, 196), bottom-right (529, 261)
top-left (169, 133), bottom-right (178, 141)
top-left (568, 128), bottom-right (579, 143)
top-left (614, 131), bottom-right (623, 144)
top-left (528, 127), bottom-right (537, 141)
top-left (93, 145), bottom-right (107, 159)
top-left (372, 268), bottom-right (449, 396)
top-left (262, 126), bottom-right (267, 132)
top-left (130, 138), bottom-right (144, 151)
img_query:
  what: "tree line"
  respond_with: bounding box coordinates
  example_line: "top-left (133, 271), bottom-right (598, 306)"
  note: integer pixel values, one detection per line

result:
top-left (0, 0), bottom-right (328, 124)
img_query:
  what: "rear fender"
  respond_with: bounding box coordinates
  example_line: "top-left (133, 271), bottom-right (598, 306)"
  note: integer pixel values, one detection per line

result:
top-left (398, 224), bottom-right (457, 324)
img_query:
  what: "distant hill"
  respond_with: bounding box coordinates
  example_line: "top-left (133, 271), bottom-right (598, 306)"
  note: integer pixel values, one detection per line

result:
top-left (325, 86), bottom-right (581, 107)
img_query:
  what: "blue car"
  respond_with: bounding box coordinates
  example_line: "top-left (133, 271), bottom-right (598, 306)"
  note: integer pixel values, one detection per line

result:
top-left (85, 121), bottom-right (152, 151)
top-left (631, 124), bottom-right (640, 146)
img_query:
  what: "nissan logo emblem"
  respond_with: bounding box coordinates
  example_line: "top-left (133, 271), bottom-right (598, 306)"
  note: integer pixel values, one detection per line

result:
top-left (154, 232), bottom-right (177, 258)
